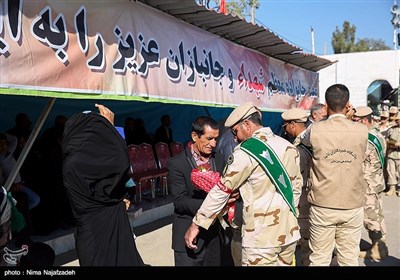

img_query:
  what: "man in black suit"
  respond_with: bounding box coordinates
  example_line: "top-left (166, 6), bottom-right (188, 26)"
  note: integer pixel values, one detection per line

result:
top-left (167, 116), bottom-right (228, 266)
top-left (154, 114), bottom-right (173, 144)
top-left (305, 103), bottom-right (327, 128)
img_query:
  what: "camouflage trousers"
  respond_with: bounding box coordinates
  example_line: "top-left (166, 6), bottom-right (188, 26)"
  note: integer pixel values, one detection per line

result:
top-left (230, 227), bottom-right (242, 266)
top-left (242, 241), bottom-right (297, 266)
top-left (364, 192), bottom-right (386, 236)
top-left (297, 191), bottom-right (311, 266)
top-left (297, 218), bottom-right (311, 266)
top-left (386, 158), bottom-right (400, 186)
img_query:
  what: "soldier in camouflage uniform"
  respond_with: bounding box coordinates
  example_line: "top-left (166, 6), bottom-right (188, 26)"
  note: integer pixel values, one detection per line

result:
top-left (388, 106), bottom-right (398, 128)
top-left (378, 110), bottom-right (391, 193)
top-left (372, 115), bottom-right (380, 129)
top-left (185, 102), bottom-right (302, 266)
top-left (281, 108), bottom-right (312, 266)
top-left (379, 111), bottom-right (390, 139)
top-left (353, 106), bottom-right (388, 261)
top-left (386, 114), bottom-right (400, 196)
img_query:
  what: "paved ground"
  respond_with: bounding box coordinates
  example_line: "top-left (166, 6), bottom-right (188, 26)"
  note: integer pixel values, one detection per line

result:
top-left (358, 194), bottom-right (400, 266)
top-left (55, 215), bottom-right (174, 266)
top-left (135, 218), bottom-right (174, 266)
top-left (57, 195), bottom-right (399, 267)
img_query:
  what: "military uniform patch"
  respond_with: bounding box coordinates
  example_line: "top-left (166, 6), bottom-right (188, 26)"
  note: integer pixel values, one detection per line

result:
top-left (227, 154), bottom-right (234, 165)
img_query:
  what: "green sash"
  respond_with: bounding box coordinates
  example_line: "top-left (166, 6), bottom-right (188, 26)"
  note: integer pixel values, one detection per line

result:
top-left (240, 137), bottom-right (297, 217)
top-left (368, 132), bottom-right (385, 168)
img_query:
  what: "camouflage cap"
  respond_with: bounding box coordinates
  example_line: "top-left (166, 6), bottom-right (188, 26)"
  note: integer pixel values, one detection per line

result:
top-left (281, 108), bottom-right (308, 122)
top-left (380, 111), bottom-right (389, 118)
top-left (391, 114), bottom-right (400, 120)
top-left (389, 106), bottom-right (398, 114)
top-left (353, 106), bottom-right (372, 118)
top-left (225, 102), bottom-right (261, 127)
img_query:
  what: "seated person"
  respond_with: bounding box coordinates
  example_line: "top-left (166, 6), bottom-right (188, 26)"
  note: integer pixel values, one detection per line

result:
top-left (0, 133), bottom-right (40, 240)
top-left (0, 133), bottom-right (40, 211)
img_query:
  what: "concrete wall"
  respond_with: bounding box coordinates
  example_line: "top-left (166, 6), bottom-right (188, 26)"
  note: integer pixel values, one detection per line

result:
top-left (318, 50), bottom-right (400, 106)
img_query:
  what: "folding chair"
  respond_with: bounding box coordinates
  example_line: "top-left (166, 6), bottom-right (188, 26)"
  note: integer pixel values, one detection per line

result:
top-left (154, 142), bottom-right (170, 196)
top-left (169, 141), bottom-right (184, 156)
top-left (127, 144), bottom-right (165, 201)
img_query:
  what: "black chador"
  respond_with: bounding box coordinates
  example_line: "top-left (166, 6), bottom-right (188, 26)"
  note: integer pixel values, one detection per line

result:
top-left (63, 112), bottom-right (144, 266)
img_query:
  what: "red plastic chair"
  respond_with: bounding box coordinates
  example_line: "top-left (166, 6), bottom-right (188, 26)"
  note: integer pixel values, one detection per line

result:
top-left (139, 143), bottom-right (159, 173)
top-left (154, 142), bottom-right (170, 170)
top-left (141, 143), bottom-right (168, 197)
top-left (154, 142), bottom-right (170, 196)
top-left (169, 142), bottom-right (184, 156)
top-left (127, 144), bottom-right (167, 201)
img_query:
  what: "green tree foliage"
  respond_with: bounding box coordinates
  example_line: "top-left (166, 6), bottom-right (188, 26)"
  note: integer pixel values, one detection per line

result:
top-left (227, 0), bottom-right (259, 21)
top-left (354, 38), bottom-right (391, 52)
top-left (205, 0), bottom-right (259, 22)
top-left (332, 21), bottom-right (390, 53)
top-left (226, 1), bottom-right (248, 18)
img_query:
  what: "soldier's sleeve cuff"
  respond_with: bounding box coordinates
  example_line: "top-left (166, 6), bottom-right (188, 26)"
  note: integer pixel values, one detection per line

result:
top-left (193, 213), bottom-right (214, 230)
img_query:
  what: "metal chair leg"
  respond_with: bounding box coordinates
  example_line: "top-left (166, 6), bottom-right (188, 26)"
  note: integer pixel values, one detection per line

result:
top-left (162, 176), bottom-right (168, 196)
top-left (138, 181), bottom-right (142, 202)
top-left (150, 179), bottom-right (156, 199)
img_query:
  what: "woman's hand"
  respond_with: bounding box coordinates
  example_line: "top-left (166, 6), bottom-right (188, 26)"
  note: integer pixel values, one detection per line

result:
top-left (123, 198), bottom-right (131, 211)
top-left (95, 104), bottom-right (114, 125)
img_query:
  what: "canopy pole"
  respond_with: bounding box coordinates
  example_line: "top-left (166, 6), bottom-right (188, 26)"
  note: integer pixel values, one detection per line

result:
top-left (4, 97), bottom-right (56, 191)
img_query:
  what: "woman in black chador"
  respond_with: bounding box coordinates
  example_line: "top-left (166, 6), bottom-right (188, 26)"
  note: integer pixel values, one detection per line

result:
top-left (62, 104), bottom-right (144, 266)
